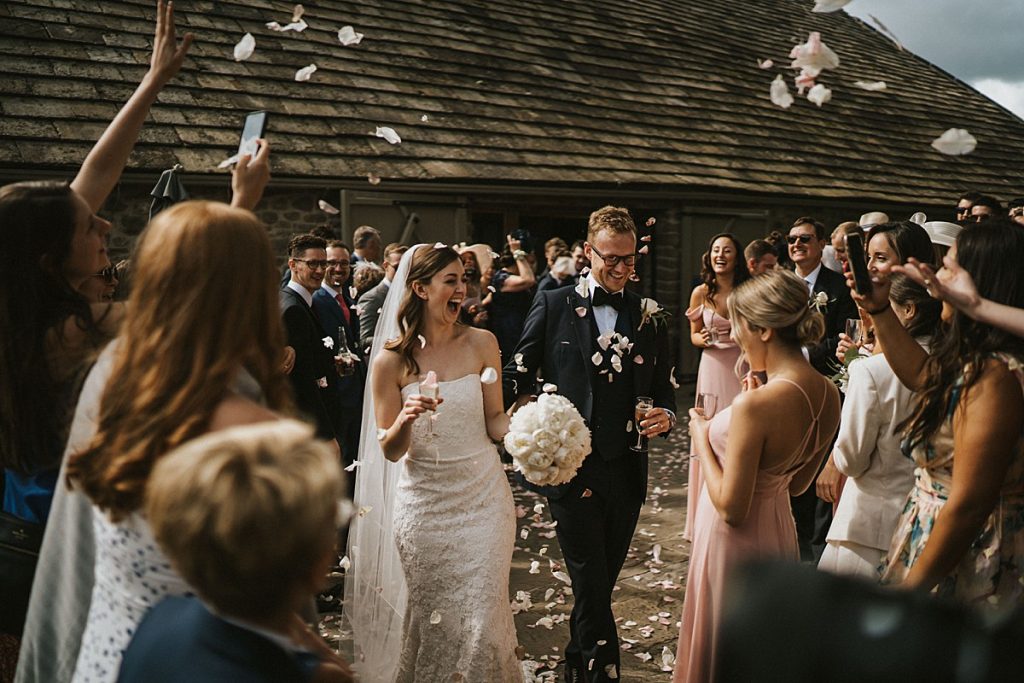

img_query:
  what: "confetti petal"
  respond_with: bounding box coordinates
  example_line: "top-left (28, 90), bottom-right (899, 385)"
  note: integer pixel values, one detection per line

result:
top-left (421, 114), bottom-right (429, 122)
top-left (660, 646), bottom-right (676, 672)
top-left (367, 173), bottom-right (381, 185)
top-left (480, 367), bottom-right (499, 384)
top-left (375, 126), bottom-right (402, 144)
top-left (789, 32), bottom-right (840, 79)
top-left (931, 128), bottom-right (977, 156)
top-left (233, 33), bottom-right (255, 61)
top-left (807, 83), bottom-right (832, 107)
top-left (357, 505), bottom-right (372, 517)
top-left (544, 588), bottom-right (555, 600)
top-left (292, 4), bottom-right (305, 22)
top-left (429, 610), bottom-right (442, 624)
top-left (757, 58), bottom-right (773, 69)
top-left (610, 355), bottom-right (622, 373)
top-left (542, 383), bottom-right (558, 393)
top-left (812, 0), bottom-right (852, 12)
top-left (633, 355), bottom-right (644, 365)
top-left (418, 335), bottom-right (427, 348)
top-left (529, 560), bottom-right (541, 574)
top-left (638, 245), bottom-right (649, 255)
top-left (591, 352), bottom-right (603, 366)
top-left (318, 199), bottom-right (340, 214)
top-left (533, 502), bottom-right (545, 514)
top-left (553, 571), bottom-right (572, 585)
top-left (344, 460), bottom-right (361, 472)
top-left (575, 306), bottom-right (587, 317)
top-left (295, 64), bottom-right (317, 82)
top-left (770, 74), bottom-right (794, 109)
top-left (646, 217), bottom-right (656, 227)
top-left (640, 235), bottom-right (652, 242)
top-left (265, 18), bottom-right (307, 32)
top-left (434, 242), bottom-right (447, 249)
top-left (338, 25), bottom-right (364, 46)
top-left (339, 555), bottom-right (351, 571)
top-left (854, 80), bottom-right (888, 91)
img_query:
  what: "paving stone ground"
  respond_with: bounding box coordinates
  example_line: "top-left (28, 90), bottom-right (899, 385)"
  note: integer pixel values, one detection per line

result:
top-left (325, 384), bottom-right (695, 682)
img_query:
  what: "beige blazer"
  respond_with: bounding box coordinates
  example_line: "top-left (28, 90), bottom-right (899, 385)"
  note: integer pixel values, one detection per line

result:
top-left (827, 349), bottom-right (922, 551)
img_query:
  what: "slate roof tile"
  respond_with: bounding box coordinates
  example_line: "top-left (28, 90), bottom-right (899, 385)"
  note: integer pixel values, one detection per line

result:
top-left (0, 0), bottom-right (1020, 203)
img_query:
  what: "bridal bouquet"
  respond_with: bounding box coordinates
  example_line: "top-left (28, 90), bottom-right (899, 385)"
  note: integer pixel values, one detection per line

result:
top-left (505, 393), bottom-right (591, 486)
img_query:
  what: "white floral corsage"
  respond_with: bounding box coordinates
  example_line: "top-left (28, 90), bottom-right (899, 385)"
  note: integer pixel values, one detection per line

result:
top-left (639, 297), bottom-right (671, 330)
top-left (810, 291), bottom-right (831, 313)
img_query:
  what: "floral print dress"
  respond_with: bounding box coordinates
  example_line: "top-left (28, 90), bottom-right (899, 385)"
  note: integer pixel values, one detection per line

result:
top-left (881, 353), bottom-right (1024, 606)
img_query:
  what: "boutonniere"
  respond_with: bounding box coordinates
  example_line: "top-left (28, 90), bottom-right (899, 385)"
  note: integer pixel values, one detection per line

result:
top-left (828, 346), bottom-right (867, 394)
top-left (810, 291), bottom-right (833, 314)
top-left (639, 297), bottom-right (670, 330)
top-left (322, 336), bottom-right (335, 350)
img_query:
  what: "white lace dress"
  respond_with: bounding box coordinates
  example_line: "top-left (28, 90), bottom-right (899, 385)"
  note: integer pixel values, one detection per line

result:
top-left (394, 374), bottom-right (521, 682)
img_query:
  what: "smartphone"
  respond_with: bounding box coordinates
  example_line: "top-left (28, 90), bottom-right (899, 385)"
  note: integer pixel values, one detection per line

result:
top-left (845, 232), bottom-right (872, 295)
top-left (237, 111), bottom-right (268, 158)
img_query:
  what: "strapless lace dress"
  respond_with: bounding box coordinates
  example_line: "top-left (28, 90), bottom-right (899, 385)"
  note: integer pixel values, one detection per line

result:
top-left (394, 374), bottom-right (521, 682)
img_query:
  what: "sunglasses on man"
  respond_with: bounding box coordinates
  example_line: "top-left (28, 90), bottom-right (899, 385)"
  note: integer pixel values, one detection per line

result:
top-left (786, 234), bottom-right (815, 245)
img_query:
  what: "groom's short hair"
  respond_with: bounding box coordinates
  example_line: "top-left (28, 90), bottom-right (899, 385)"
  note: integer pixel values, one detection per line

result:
top-left (145, 420), bottom-right (344, 621)
top-left (587, 206), bottom-right (637, 243)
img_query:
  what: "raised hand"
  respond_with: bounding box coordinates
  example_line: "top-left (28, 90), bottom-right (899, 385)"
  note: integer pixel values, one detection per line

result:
top-left (147, 0), bottom-right (193, 88)
top-left (231, 139), bottom-right (271, 210)
top-left (894, 256), bottom-right (982, 316)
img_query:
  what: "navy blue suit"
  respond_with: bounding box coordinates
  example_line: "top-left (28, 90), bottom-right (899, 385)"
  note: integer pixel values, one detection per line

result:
top-left (502, 284), bottom-right (675, 681)
top-left (117, 596), bottom-right (320, 683)
top-left (312, 285), bottom-right (364, 484)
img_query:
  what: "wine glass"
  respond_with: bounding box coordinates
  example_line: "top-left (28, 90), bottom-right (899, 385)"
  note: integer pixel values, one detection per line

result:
top-left (335, 326), bottom-right (356, 377)
top-left (695, 392), bottom-right (717, 419)
top-left (419, 374), bottom-right (440, 437)
top-left (845, 318), bottom-right (863, 346)
top-left (631, 396), bottom-right (654, 452)
top-left (705, 324), bottom-right (720, 347)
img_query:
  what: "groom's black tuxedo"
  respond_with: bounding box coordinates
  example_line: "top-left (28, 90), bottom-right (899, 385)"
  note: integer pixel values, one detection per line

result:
top-left (502, 281), bottom-right (675, 682)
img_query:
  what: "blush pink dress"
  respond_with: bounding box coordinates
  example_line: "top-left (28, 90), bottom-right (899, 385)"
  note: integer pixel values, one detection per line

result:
top-left (684, 304), bottom-right (742, 541)
top-left (673, 379), bottom-right (827, 683)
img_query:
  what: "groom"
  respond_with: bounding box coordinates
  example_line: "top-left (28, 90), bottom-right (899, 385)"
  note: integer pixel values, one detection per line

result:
top-left (503, 206), bottom-right (676, 683)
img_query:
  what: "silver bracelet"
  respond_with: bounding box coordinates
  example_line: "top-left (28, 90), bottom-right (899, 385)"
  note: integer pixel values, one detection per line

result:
top-left (513, 249), bottom-right (527, 260)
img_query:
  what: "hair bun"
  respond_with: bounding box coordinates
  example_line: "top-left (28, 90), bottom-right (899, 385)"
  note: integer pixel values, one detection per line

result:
top-left (796, 307), bottom-right (826, 346)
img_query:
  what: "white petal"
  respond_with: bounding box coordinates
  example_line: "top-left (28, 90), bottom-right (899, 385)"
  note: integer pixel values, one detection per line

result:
top-left (605, 664), bottom-right (619, 679)
top-left (591, 352), bottom-right (603, 366)
top-left (339, 555), bottom-right (351, 571)
top-left (292, 4), bottom-right (305, 22)
top-left (429, 610), bottom-right (442, 624)
top-left (357, 505), bottom-right (372, 517)
top-left (375, 126), bottom-right (402, 144)
top-left (626, 420), bottom-right (633, 433)
top-left (529, 560), bottom-right (541, 574)
top-left (295, 64), bottom-right (317, 81)
top-left (652, 543), bottom-right (662, 563)
top-left (575, 306), bottom-right (587, 317)
top-left (553, 571), bottom-right (572, 585)
top-left (635, 652), bottom-right (652, 662)
top-left (854, 80), bottom-right (887, 91)
top-left (770, 74), bottom-right (794, 109)
top-left (421, 114), bottom-right (429, 122)
top-left (514, 353), bottom-right (524, 365)
top-left (487, 285), bottom-right (497, 293)
top-left (633, 355), bottom-right (644, 365)
top-left (480, 367), bottom-right (499, 384)
top-left (807, 83), bottom-right (832, 107)
top-left (418, 334), bottom-right (427, 348)
top-left (266, 18), bottom-right (307, 32)
top-left (931, 128), bottom-right (977, 156)
top-left (376, 428), bottom-right (387, 441)
top-left (338, 25), bottom-right (364, 46)
top-left (542, 383), bottom-right (558, 393)
top-left (367, 173), bottom-right (381, 185)
top-left (533, 502), bottom-right (545, 514)
top-left (646, 217), bottom-right (656, 227)
top-left (434, 242), bottom-right (447, 249)
top-left (349, 287), bottom-right (358, 300)
top-left (610, 355), bottom-right (622, 373)
top-left (344, 460), bottom-right (361, 472)
top-left (318, 199), bottom-right (340, 214)
top-left (789, 32), bottom-right (840, 78)
top-left (757, 58), bottom-right (774, 69)
top-left (233, 33), bottom-right (255, 61)
top-left (544, 588), bottom-right (555, 600)
top-left (661, 646), bottom-right (676, 671)
top-left (812, 0), bottom-right (851, 12)
top-left (638, 245), bottom-right (649, 255)
top-left (520, 527), bottom-right (529, 540)
top-left (322, 336), bottom-right (334, 349)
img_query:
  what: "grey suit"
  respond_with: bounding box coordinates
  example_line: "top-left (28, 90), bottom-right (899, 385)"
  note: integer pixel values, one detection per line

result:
top-left (357, 279), bottom-right (389, 352)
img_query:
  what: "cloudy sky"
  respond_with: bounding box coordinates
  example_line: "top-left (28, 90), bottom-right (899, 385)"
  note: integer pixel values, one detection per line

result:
top-left (844, 0), bottom-right (1024, 119)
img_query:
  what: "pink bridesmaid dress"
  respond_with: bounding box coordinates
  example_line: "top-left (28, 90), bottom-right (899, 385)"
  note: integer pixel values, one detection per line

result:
top-left (683, 304), bottom-right (742, 541)
top-left (673, 379), bottom-right (826, 683)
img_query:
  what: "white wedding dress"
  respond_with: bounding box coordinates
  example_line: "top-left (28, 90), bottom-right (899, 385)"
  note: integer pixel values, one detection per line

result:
top-left (392, 373), bottom-right (520, 682)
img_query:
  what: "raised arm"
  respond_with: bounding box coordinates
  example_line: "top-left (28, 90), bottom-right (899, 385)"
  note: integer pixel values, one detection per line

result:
top-left (230, 139), bottom-right (271, 211)
top-left (499, 234), bottom-right (536, 293)
top-left (846, 270), bottom-right (929, 391)
top-left (71, 0), bottom-right (192, 212)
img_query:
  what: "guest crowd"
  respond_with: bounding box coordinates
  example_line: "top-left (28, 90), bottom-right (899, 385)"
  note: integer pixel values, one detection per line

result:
top-left (3, 4), bottom-right (1024, 683)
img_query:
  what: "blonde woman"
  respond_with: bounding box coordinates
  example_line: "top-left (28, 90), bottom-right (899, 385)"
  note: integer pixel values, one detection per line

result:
top-left (58, 201), bottom-right (291, 683)
top-left (674, 270), bottom-right (841, 683)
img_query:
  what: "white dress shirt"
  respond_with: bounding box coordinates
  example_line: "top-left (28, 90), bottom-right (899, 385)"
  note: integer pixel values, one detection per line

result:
top-left (587, 273), bottom-right (620, 335)
top-left (286, 280), bottom-right (314, 307)
top-left (800, 262), bottom-right (823, 293)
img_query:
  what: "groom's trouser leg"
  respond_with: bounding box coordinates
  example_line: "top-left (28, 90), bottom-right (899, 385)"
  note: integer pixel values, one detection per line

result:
top-left (549, 462), bottom-right (642, 683)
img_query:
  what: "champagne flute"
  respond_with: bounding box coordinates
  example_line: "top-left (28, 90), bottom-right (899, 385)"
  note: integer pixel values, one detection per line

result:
top-left (632, 396), bottom-right (654, 452)
top-left (335, 326), bottom-right (355, 377)
top-left (695, 392), bottom-right (717, 419)
top-left (845, 318), bottom-right (863, 346)
top-left (419, 371), bottom-right (440, 437)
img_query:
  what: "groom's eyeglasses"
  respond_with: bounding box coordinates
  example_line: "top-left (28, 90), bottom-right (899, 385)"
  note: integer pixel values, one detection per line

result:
top-left (294, 258), bottom-right (328, 270)
top-left (588, 245), bottom-right (637, 268)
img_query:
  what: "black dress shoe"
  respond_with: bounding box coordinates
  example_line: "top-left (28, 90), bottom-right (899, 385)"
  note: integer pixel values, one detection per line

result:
top-left (563, 663), bottom-right (583, 683)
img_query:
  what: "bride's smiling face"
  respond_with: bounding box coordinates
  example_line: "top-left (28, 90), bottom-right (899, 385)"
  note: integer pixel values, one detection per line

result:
top-left (418, 259), bottom-right (467, 325)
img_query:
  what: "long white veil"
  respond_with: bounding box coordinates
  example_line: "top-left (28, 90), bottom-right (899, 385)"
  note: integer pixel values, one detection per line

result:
top-left (343, 245), bottom-right (422, 683)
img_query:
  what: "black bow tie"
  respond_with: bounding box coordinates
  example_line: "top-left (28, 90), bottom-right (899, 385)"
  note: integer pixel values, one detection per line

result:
top-left (592, 287), bottom-right (625, 311)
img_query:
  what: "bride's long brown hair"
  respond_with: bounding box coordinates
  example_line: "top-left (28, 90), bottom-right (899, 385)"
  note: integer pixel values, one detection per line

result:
top-left (67, 201), bottom-right (291, 521)
top-left (384, 245), bottom-right (462, 377)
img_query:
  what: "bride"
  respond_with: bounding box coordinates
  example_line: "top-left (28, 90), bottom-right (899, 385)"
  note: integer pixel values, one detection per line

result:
top-left (344, 244), bottom-right (521, 682)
